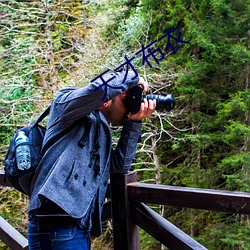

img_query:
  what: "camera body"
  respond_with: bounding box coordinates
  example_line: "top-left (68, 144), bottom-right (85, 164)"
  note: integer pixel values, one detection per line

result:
top-left (127, 85), bottom-right (175, 114)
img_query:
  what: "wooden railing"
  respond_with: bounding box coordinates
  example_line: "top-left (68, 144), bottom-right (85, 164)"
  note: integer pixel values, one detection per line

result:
top-left (1, 170), bottom-right (250, 250)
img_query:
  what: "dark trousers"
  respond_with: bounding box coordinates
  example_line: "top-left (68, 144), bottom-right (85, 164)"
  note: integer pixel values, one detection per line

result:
top-left (28, 222), bottom-right (90, 250)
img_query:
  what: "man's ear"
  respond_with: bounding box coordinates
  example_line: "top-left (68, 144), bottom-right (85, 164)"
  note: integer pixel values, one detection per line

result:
top-left (102, 102), bottom-right (109, 108)
top-left (100, 101), bottom-right (110, 111)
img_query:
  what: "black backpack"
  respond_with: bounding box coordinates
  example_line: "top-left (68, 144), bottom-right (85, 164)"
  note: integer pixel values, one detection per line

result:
top-left (4, 106), bottom-right (50, 195)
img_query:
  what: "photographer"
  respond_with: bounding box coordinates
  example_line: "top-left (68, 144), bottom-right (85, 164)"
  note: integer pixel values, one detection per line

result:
top-left (28, 71), bottom-right (156, 250)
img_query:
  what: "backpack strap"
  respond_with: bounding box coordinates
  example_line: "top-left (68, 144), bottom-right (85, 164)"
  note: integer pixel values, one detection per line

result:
top-left (34, 105), bottom-right (51, 126)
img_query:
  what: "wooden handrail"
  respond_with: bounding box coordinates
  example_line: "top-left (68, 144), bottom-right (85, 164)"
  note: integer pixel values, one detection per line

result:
top-left (1, 170), bottom-right (250, 249)
top-left (127, 182), bottom-right (250, 214)
top-left (110, 172), bottom-right (250, 250)
top-left (130, 202), bottom-right (207, 250)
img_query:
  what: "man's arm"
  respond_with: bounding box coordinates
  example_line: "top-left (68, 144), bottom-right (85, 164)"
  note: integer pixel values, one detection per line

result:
top-left (111, 98), bottom-right (156, 173)
top-left (110, 118), bottom-right (142, 174)
top-left (53, 72), bottom-right (139, 123)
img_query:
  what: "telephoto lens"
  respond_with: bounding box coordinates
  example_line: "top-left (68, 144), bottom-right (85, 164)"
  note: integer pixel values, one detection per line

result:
top-left (143, 94), bottom-right (175, 112)
top-left (127, 85), bottom-right (176, 114)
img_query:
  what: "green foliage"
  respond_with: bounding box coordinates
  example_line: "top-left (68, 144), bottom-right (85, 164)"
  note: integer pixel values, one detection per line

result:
top-left (0, 188), bottom-right (29, 237)
top-left (104, 0), bottom-right (250, 248)
top-left (140, 229), bottom-right (159, 249)
top-left (0, 1), bottom-right (99, 249)
top-left (1, 0), bottom-right (250, 249)
top-left (197, 214), bottom-right (250, 250)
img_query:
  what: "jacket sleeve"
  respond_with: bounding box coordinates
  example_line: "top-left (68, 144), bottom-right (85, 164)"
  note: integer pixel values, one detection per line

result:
top-left (110, 118), bottom-right (142, 174)
top-left (45, 71), bottom-right (139, 140)
top-left (52, 71), bottom-right (138, 126)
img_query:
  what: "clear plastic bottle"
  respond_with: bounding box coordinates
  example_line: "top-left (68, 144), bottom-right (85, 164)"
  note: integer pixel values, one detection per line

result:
top-left (15, 131), bottom-right (31, 170)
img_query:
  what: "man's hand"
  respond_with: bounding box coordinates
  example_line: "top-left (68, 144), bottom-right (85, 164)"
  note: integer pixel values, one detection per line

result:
top-left (128, 98), bottom-right (156, 122)
top-left (137, 77), bottom-right (148, 93)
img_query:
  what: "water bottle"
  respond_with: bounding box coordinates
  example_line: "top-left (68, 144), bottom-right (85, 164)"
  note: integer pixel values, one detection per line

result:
top-left (15, 131), bottom-right (31, 170)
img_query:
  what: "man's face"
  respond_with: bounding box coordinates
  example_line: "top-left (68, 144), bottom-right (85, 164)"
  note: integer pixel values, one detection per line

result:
top-left (104, 91), bottom-right (129, 126)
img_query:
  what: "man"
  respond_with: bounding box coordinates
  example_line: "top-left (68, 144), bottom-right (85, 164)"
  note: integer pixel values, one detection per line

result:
top-left (28, 71), bottom-right (156, 249)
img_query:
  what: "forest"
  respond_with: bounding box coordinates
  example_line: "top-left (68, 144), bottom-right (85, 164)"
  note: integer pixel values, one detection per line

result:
top-left (0, 0), bottom-right (249, 249)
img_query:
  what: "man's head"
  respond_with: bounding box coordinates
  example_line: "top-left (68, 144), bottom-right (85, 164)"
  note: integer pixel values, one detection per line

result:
top-left (99, 79), bottom-right (156, 125)
top-left (99, 91), bottom-right (129, 126)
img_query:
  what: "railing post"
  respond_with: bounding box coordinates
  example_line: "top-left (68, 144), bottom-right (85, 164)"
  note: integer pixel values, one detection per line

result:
top-left (110, 171), bottom-right (140, 250)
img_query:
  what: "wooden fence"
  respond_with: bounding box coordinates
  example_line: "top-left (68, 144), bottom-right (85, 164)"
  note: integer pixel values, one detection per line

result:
top-left (0, 170), bottom-right (250, 250)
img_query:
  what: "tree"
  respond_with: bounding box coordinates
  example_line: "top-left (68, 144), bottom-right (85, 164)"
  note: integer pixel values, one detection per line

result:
top-left (0, 0), bottom-right (94, 241)
top-left (101, 0), bottom-right (250, 249)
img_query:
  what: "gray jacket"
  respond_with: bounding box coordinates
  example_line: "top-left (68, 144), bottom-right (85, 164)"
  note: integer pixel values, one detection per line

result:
top-left (29, 71), bottom-right (142, 236)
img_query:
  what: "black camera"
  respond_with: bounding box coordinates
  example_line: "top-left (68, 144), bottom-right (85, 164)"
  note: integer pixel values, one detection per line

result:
top-left (127, 85), bottom-right (175, 114)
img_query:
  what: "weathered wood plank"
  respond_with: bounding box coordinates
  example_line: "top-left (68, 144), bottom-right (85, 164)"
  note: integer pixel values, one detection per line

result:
top-left (130, 202), bottom-right (207, 250)
top-left (128, 183), bottom-right (250, 214)
top-left (0, 216), bottom-right (28, 250)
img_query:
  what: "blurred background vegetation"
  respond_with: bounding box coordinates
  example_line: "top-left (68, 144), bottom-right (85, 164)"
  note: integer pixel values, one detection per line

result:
top-left (0, 0), bottom-right (249, 249)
